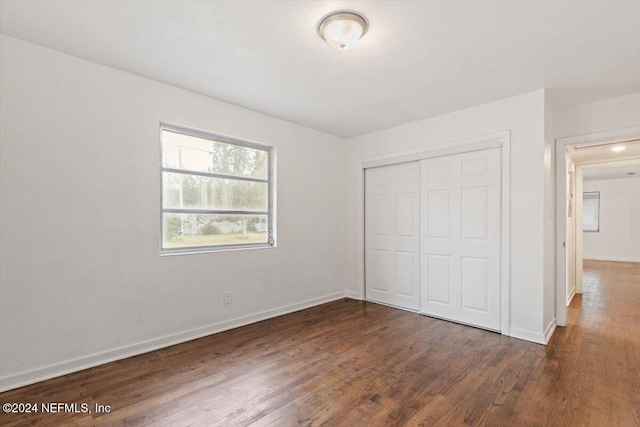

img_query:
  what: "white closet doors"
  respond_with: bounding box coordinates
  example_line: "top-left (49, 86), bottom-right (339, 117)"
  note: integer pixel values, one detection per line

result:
top-left (420, 148), bottom-right (501, 331)
top-left (365, 162), bottom-right (421, 310)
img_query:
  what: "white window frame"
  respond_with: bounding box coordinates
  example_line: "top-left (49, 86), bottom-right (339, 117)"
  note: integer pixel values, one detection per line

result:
top-left (160, 124), bottom-right (275, 254)
top-left (582, 191), bottom-right (600, 232)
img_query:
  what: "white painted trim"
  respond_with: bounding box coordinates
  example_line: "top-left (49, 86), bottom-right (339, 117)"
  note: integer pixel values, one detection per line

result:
top-left (584, 257), bottom-right (640, 263)
top-left (555, 151), bottom-right (573, 327)
top-left (362, 131), bottom-right (509, 169)
top-left (555, 126), bottom-right (640, 327)
top-left (0, 292), bottom-right (350, 393)
top-left (356, 167), bottom-right (366, 300)
top-left (544, 319), bottom-right (557, 344)
top-left (360, 131), bottom-right (511, 337)
top-left (567, 287), bottom-right (576, 306)
top-left (575, 167), bottom-right (584, 294)
top-left (510, 319), bottom-right (556, 345)
top-left (509, 328), bottom-right (547, 345)
top-left (579, 158), bottom-right (640, 169)
top-left (344, 290), bottom-right (361, 300)
top-left (500, 133), bottom-right (511, 336)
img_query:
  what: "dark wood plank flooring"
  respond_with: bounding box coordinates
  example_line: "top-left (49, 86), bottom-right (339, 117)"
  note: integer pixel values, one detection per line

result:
top-left (1, 259), bottom-right (638, 426)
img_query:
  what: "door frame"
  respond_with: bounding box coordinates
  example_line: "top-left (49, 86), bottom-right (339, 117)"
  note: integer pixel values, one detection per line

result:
top-left (360, 131), bottom-right (511, 335)
top-left (555, 126), bottom-right (640, 327)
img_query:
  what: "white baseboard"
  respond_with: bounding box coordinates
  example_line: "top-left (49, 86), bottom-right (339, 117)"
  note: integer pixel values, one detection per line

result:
top-left (510, 319), bottom-right (556, 345)
top-left (507, 328), bottom-right (544, 344)
top-left (0, 292), bottom-right (350, 393)
top-left (344, 291), bottom-right (361, 300)
top-left (567, 288), bottom-right (576, 306)
top-left (543, 318), bottom-right (557, 344)
top-left (584, 257), bottom-right (640, 263)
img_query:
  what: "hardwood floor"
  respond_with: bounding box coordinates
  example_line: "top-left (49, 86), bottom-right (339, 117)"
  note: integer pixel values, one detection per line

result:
top-left (1, 260), bottom-right (639, 426)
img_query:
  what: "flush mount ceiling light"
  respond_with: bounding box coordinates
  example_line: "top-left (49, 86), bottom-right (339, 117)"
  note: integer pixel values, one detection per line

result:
top-left (317, 10), bottom-right (368, 50)
top-left (611, 146), bottom-right (626, 152)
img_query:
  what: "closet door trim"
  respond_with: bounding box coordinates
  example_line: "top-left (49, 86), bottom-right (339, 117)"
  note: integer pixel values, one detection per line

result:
top-left (360, 131), bottom-right (511, 335)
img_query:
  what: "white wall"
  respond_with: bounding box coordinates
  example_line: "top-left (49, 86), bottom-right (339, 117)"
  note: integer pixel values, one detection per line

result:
top-left (0, 36), bottom-right (347, 390)
top-left (583, 177), bottom-right (640, 262)
top-left (553, 92), bottom-right (640, 139)
top-left (344, 90), bottom-right (549, 343)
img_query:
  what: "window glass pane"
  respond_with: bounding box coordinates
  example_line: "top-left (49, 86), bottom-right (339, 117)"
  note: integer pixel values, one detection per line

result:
top-left (162, 213), bottom-right (268, 249)
top-left (162, 172), bottom-right (267, 211)
top-left (162, 129), bottom-right (268, 179)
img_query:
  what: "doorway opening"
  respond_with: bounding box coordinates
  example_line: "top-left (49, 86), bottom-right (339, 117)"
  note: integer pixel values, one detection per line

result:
top-left (555, 128), bottom-right (640, 327)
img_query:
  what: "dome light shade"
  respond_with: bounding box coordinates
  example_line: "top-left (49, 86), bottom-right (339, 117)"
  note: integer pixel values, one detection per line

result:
top-left (317, 11), bottom-right (368, 50)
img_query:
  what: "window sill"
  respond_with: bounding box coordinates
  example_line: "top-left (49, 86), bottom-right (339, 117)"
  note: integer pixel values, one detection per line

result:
top-left (160, 243), bottom-right (276, 257)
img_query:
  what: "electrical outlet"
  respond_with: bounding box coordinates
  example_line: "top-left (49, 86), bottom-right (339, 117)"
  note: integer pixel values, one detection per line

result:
top-left (223, 291), bottom-right (232, 305)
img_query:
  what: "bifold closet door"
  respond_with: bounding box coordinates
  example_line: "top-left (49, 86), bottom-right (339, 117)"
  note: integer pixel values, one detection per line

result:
top-left (420, 148), bottom-right (501, 331)
top-left (365, 162), bottom-right (420, 310)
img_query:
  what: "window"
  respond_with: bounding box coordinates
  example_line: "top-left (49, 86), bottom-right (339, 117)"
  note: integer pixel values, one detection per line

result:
top-left (161, 125), bottom-right (274, 253)
top-left (583, 191), bottom-right (600, 232)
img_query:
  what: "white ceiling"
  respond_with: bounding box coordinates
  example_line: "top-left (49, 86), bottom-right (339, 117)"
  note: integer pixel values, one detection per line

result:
top-left (569, 140), bottom-right (640, 164)
top-left (583, 163), bottom-right (640, 181)
top-left (1, 1), bottom-right (639, 138)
